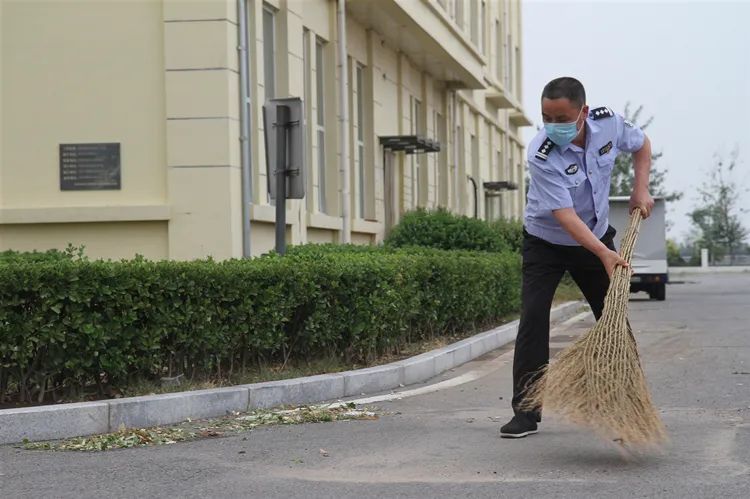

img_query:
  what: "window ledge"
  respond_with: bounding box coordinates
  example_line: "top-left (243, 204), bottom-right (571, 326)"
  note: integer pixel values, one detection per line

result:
top-left (250, 203), bottom-right (294, 224)
top-left (352, 218), bottom-right (382, 234)
top-left (307, 212), bottom-right (342, 231)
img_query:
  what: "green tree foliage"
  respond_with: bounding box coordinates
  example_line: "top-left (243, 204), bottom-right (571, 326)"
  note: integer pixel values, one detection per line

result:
top-left (384, 208), bottom-right (522, 253)
top-left (609, 103), bottom-right (682, 202)
top-left (688, 150), bottom-right (748, 264)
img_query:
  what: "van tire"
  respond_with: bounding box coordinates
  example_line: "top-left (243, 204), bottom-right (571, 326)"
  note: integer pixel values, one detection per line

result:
top-left (651, 283), bottom-right (666, 301)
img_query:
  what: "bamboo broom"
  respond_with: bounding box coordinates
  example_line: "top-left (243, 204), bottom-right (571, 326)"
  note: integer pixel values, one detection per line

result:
top-left (521, 209), bottom-right (667, 448)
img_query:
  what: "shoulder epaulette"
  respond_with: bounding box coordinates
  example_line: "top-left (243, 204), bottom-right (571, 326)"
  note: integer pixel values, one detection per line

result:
top-left (589, 106), bottom-right (614, 120)
top-left (535, 137), bottom-right (555, 161)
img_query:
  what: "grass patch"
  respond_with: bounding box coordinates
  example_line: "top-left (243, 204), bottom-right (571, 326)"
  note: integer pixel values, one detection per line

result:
top-left (554, 273), bottom-right (584, 303)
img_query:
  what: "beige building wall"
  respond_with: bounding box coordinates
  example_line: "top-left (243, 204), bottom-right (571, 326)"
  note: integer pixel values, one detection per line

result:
top-left (0, 0), bottom-right (169, 260)
top-left (1, 0), bottom-right (530, 261)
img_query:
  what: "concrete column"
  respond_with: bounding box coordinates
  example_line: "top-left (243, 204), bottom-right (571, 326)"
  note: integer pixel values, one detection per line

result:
top-left (701, 248), bottom-right (709, 268)
top-left (163, 0), bottom-right (242, 260)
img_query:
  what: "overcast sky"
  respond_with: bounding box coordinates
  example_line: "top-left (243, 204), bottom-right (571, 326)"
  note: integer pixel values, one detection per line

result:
top-left (521, 0), bottom-right (750, 241)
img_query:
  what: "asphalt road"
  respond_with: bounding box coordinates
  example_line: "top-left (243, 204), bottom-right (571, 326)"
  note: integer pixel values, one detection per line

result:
top-left (1, 273), bottom-right (748, 498)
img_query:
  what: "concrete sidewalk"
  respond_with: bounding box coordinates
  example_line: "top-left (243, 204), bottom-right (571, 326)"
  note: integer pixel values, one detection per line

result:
top-left (670, 266), bottom-right (750, 274)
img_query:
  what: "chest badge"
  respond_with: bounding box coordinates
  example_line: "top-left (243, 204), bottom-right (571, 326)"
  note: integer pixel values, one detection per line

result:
top-left (565, 164), bottom-right (578, 175)
top-left (599, 141), bottom-right (613, 156)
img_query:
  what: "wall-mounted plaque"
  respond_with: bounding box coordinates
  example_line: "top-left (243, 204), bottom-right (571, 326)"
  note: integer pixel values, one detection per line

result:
top-left (59, 143), bottom-right (121, 190)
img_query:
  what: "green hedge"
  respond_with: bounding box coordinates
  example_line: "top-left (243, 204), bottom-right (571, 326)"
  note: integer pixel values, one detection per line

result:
top-left (0, 246), bottom-right (83, 265)
top-left (0, 247), bottom-right (520, 403)
top-left (384, 208), bottom-right (505, 252)
top-left (490, 217), bottom-right (524, 253)
top-left (385, 208), bottom-right (523, 253)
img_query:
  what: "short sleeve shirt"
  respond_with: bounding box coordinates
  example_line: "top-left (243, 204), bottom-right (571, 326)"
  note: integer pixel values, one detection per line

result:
top-left (523, 107), bottom-right (645, 246)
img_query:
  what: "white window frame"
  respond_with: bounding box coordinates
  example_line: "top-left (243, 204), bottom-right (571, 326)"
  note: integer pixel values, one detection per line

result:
top-left (354, 63), bottom-right (366, 219)
top-left (495, 19), bottom-right (503, 82)
top-left (470, 1), bottom-right (479, 47)
top-left (455, 0), bottom-right (465, 30)
top-left (411, 96), bottom-right (423, 208)
top-left (262, 4), bottom-right (276, 101)
top-left (315, 37), bottom-right (327, 214)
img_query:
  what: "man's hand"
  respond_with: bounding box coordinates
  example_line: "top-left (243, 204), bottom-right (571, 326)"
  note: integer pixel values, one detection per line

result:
top-left (629, 187), bottom-right (654, 219)
top-left (598, 247), bottom-right (629, 278)
top-left (552, 208), bottom-right (629, 278)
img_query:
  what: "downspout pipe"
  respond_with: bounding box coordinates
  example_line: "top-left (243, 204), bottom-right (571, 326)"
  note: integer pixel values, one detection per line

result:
top-left (237, 0), bottom-right (253, 257)
top-left (467, 175), bottom-right (478, 219)
top-left (337, 0), bottom-right (351, 243)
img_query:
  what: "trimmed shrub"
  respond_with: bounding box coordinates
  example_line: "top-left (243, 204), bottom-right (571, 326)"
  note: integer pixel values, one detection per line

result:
top-left (384, 208), bottom-right (509, 253)
top-left (385, 208), bottom-right (524, 254)
top-left (0, 247), bottom-right (520, 403)
top-left (490, 217), bottom-right (524, 254)
top-left (0, 245), bottom-right (84, 265)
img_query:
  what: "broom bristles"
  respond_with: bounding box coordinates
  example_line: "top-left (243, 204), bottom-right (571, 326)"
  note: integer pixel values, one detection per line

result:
top-left (520, 210), bottom-right (667, 448)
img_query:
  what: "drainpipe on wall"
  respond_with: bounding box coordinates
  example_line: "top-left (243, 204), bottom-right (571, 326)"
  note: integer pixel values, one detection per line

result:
top-left (467, 175), bottom-right (478, 219)
top-left (337, 0), bottom-right (351, 243)
top-left (237, 0), bottom-right (253, 257)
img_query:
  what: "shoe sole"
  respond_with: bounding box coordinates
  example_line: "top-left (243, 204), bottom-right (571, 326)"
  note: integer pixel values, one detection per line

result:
top-left (500, 429), bottom-right (539, 439)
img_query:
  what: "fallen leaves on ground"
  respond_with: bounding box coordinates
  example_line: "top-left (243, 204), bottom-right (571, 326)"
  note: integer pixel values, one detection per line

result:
top-left (22, 403), bottom-right (377, 452)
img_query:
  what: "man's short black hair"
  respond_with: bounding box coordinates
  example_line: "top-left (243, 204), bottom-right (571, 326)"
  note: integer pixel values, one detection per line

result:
top-left (541, 77), bottom-right (586, 108)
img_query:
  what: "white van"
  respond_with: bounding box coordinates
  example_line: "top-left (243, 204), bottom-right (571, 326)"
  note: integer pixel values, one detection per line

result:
top-left (608, 196), bottom-right (668, 300)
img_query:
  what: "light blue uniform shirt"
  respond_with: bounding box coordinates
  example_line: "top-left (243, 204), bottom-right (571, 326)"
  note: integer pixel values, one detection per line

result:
top-left (524, 107), bottom-right (645, 246)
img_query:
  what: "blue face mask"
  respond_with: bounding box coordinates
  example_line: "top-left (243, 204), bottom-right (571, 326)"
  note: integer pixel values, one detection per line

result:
top-left (544, 108), bottom-right (584, 146)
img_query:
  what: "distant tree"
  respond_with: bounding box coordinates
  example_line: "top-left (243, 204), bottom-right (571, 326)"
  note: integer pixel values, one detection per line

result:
top-left (688, 149), bottom-right (748, 264)
top-left (609, 103), bottom-right (682, 203)
top-left (666, 239), bottom-right (685, 266)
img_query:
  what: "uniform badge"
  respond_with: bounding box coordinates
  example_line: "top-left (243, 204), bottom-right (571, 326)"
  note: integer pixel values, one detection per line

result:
top-left (565, 164), bottom-right (578, 175)
top-left (599, 141), bottom-right (613, 156)
top-left (535, 137), bottom-right (555, 161)
top-left (590, 106), bottom-right (614, 120)
top-left (624, 119), bottom-right (634, 128)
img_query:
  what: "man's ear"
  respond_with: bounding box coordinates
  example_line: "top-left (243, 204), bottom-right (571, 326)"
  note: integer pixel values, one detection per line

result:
top-left (580, 105), bottom-right (589, 124)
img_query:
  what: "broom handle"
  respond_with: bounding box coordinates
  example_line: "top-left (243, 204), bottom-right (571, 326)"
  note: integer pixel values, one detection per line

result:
top-left (618, 209), bottom-right (644, 266)
top-left (607, 209), bottom-right (644, 302)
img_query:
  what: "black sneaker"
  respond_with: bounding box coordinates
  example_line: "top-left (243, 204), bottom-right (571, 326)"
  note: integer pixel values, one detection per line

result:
top-left (500, 414), bottom-right (538, 438)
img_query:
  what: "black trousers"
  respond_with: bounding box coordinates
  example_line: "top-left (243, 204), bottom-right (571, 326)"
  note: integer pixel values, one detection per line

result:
top-left (511, 225), bottom-right (617, 417)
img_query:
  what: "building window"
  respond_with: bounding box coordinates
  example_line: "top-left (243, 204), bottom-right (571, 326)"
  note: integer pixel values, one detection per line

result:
top-left (496, 149), bottom-right (503, 219)
top-left (354, 63), bottom-right (366, 219)
top-left (303, 29), bottom-right (311, 210)
top-left (262, 4), bottom-right (276, 101)
top-left (436, 111), bottom-right (448, 207)
top-left (411, 96), bottom-right (423, 207)
top-left (471, 133), bottom-right (479, 177)
top-left (315, 38), bottom-right (327, 213)
top-left (480, 1), bottom-right (486, 53)
top-left (506, 34), bottom-right (513, 91)
top-left (470, 1), bottom-right (478, 46)
top-left (495, 19), bottom-right (502, 82)
top-left (455, 0), bottom-right (464, 30)
top-left (515, 46), bottom-right (521, 98)
top-left (457, 124), bottom-right (464, 208)
top-left (485, 195), bottom-right (497, 222)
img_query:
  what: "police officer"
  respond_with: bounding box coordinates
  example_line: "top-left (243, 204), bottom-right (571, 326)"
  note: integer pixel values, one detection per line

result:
top-left (500, 77), bottom-right (654, 438)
